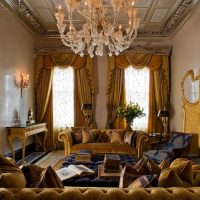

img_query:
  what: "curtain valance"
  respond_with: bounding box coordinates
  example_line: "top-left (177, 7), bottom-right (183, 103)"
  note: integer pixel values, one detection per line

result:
top-left (35, 54), bottom-right (94, 94)
top-left (107, 54), bottom-right (164, 94)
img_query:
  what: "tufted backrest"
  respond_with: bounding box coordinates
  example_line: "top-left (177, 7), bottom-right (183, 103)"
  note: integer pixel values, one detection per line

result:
top-left (0, 188), bottom-right (200, 200)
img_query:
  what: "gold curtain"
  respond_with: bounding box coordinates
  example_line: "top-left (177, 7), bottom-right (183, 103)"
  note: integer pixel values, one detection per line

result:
top-left (35, 54), bottom-right (95, 150)
top-left (106, 57), bottom-right (124, 128)
top-left (106, 53), bottom-right (170, 132)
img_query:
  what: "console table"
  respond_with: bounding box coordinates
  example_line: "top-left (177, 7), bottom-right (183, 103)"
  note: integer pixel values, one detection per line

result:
top-left (7, 123), bottom-right (48, 163)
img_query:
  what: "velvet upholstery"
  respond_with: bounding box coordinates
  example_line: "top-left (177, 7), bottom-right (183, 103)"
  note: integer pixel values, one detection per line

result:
top-left (71, 143), bottom-right (137, 155)
top-left (143, 132), bottom-right (192, 163)
top-left (1, 188), bottom-right (200, 200)
top-left (58, 128), bottom-right (149, 158)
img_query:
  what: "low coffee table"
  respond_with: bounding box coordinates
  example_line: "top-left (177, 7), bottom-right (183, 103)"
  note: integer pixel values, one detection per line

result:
top-left (61, 154), bottom-right (137, 187)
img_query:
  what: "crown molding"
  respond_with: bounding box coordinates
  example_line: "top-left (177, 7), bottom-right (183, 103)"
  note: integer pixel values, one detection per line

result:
top-left (1, 0), bottom-right (46, 34)
top-left (1, 0), bottom-right (199, 40)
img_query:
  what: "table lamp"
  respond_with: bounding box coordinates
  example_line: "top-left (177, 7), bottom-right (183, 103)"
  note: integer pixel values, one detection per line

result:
top-left (81, 103), bottom-right (92, 127)
top-left (157, 108), bottom-right (171, 137)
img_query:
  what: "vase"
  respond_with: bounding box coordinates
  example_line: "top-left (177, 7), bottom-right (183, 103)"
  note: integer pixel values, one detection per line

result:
top-left (125, 122), bottom-right (133, 132)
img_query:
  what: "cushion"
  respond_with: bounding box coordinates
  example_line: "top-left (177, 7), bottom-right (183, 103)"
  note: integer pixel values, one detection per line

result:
top-left (146, 159), bottom-right (161, 175)
top-left (170, 159), bottom-right (193, 185)
top-left (124, 132), bottom-right (134, 145)
top-left (143, 150), bottom-right (175, 163)
top-left (194, 172), bottom-right (200, 186)
top-left (134, 158), bottom-right (147, 174)
top-left (71, 128), bottom-right (82, 144)
top-left (119, 158), bottom-right (158, 188)
top-left (0, 155), bottom-right (26, 188)
top-left (159, 160), bottom-right (170, 170)
top-left (37, 166), bottom-right (63, 188)
top-left (128, 174), bottom-right (157, 188)
top-left (82, 129), bottom-right (94, 143)
top-left (158, 169), bottom-right (184, 187)
top-left (110, 131), bottom-right (124, 144)
top-left (71, 143), bottom-right (137, 155)
top-left (20, 164), bottom-right (44, 187)
top-left (119, 164), bottom-right (140, 188)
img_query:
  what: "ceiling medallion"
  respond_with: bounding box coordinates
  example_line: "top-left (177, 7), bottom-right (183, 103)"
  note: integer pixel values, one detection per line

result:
top-left (55, 0), bottom-right (140, 57)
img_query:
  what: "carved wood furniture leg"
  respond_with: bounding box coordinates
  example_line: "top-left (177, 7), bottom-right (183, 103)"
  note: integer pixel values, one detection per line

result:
top-left (35, 134), bottom-right (39, 151)
top-left (43, 128), bottom-right (48, 152)
top-left (20, 136), bottom-right (27, 164)
top-left (8, 135), bottom-right (15, 160)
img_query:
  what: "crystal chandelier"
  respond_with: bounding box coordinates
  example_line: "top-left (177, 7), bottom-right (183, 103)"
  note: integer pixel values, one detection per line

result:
top-left (55, 0), bottom-right (140, 57)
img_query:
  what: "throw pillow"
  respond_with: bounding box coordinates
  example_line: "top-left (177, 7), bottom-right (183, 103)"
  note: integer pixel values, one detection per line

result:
top-left (170, 159), bottom-right (193, 185)
top-left (71, 128), bottom-right (82, 144)
top-left (134, 158), bottom-right (147, 174)
top-left (159, 160), bottom-right (170, 170)
top-left (37, 166), bottom-right (63, 188)
top-left (82, 129), bottom-right (94, 143)
top-left (110, 131), bottom-right (124, 144)
top-left (0, 155), bottom-right (26, 188)
top-left (194, 172), bottom-right (200, 186)
top-left (20, 164), bottom-right (44, 187)
top-left (158, 169), bottom-right (184, 187)
top-left (128, 174), bottom-right (158, 188)
top-left (119, 164), bottom-right (140, 188)
top-left (146, 159), bottom-right (161, 175)
top-left (124, 132), bottom-right (134, 145)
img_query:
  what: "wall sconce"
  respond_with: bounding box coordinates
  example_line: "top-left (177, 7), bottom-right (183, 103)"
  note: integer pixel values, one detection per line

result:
top-left (15, 72), bottom-right (29, 98)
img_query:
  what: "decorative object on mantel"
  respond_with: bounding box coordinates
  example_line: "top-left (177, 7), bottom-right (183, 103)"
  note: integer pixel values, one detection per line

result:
top-left (81, 103), bottom-right (93, 127)
top-left (117, 102), bottom-right (145, 131)
top-left (157, 108), bottom-right (171, 137)
top-left (14, 72), bottom-right (29, 98)
top-left (26, 106), bottom-right (35, 126)
top-left (55, 0), bottom-right (140, 57)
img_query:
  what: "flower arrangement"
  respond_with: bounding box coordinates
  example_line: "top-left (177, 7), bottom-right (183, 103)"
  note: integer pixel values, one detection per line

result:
top-left (117, 102), bottom-right (145, 125)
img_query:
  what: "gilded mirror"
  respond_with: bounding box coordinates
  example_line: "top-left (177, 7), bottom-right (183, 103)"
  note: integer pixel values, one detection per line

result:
top-left (181, 70), bottom-right (200, 104)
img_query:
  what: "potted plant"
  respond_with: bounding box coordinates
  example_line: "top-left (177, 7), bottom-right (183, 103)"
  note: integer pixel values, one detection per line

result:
top-left (117, 102), bottom-right (145, 131)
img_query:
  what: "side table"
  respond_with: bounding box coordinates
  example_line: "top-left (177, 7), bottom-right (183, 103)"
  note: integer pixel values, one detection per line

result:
top-left (148, 133), bottom-right (170, 150)
top-left (7, 123), bottom-right (48, 163)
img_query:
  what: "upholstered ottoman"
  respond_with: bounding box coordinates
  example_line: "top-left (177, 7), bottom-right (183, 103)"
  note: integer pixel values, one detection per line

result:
top-left (61, 154), bottom-right (137, 187)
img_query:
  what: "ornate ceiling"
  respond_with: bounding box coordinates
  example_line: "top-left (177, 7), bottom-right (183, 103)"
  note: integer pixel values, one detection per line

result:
top-left (1, 0), bottom-right (200, 40)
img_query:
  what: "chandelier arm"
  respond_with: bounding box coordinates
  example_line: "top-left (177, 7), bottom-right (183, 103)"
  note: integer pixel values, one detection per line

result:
top-left (55, 0), bottom-right (139, 57)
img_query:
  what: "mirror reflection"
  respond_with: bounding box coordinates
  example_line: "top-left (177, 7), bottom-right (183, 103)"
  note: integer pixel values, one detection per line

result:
top-left (184, 76), bottom-right (199, 103)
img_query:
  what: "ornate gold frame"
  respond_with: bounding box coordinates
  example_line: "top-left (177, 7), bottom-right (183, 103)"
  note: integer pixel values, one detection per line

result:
top-left (181, 69), bottom-right (200, 154)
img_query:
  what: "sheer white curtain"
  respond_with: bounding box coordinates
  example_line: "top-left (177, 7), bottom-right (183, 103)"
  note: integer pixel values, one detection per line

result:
top-left (53, 67), bottom-right (74, 130)
top-left (125, 66), bottom-right (149, 131)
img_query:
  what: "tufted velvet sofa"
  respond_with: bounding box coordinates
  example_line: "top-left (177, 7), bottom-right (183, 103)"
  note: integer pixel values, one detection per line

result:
top-left (58, 128), bottom-right (149, 158)
top-left (1, 187), bottom-right (200, 200)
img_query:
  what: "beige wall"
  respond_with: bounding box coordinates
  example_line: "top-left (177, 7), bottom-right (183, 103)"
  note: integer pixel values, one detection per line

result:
top-left (170, 6), bottom-right (200, 132)
top-left (0, 5), bottom-right (35, 154)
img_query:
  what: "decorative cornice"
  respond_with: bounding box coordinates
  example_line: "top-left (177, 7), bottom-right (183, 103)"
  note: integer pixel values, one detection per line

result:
top-left (2, 0), bottom-right (46, 34)
top-left (36, 45), bottom-right (172, 56)
top-left (1, 0), bottom-right (199, 39)
top-left (35, 47), bottom-right (74, 55)
top-left (162, 0), bottom-right (196, 34)
top-left (125, 45), bottom-right (172, 55)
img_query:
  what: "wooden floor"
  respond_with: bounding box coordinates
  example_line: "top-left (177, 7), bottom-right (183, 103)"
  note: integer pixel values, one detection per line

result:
top-left (34, 150), bottom-right (65, 170)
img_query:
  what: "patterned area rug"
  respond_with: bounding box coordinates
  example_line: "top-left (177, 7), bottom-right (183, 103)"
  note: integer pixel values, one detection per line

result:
top-left (34, 150), bottom-right (65, 170)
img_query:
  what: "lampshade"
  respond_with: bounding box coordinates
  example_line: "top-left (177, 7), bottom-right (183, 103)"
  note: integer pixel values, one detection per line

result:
top-left (81, 104), bottom-right (92, 111)
top-left (157, 109), bottom-right (171, 117)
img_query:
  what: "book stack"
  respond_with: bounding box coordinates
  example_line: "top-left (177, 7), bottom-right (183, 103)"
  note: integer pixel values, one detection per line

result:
top-left (75, 149), bottom-right (92, 161)
top-left (103, 154), bottom-right (120, 172)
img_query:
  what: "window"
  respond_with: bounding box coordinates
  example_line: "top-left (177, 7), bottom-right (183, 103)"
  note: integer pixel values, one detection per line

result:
top-left (53, 67), bottom-right (74, 129)
top-left (125, 66), bottom-right (149, 131)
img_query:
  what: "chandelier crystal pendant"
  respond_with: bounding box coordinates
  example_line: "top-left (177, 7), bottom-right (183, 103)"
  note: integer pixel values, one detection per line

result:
top-left (55, 0), bottom-right (140, 57)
